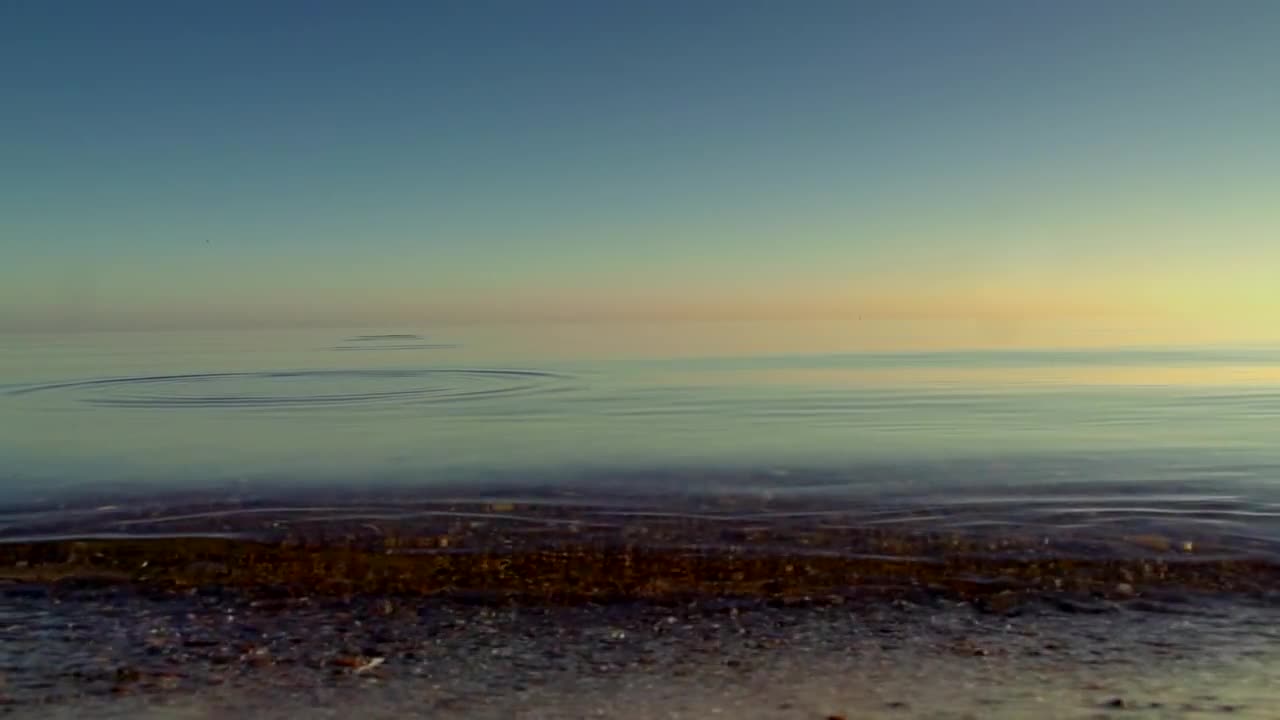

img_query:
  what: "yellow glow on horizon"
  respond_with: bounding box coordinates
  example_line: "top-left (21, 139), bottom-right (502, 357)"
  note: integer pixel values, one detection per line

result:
top-left (667, 365), bottom-right (1280, 388)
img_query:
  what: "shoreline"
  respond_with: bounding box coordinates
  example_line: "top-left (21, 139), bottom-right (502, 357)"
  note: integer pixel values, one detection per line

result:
top-left (3, 497), bottom-right (1279, 717)
top-left (3, 495), bottom-right (1279, 604)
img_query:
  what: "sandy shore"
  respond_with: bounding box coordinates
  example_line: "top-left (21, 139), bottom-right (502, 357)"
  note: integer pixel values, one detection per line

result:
top-left (4, 586), bottom-right (1277, 719)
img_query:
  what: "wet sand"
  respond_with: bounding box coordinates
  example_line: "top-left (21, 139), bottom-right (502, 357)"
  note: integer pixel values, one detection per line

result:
top-left (4, 589), bottom-right (1278, 719)
top-left (2, 493), bottom-right (1279, 718)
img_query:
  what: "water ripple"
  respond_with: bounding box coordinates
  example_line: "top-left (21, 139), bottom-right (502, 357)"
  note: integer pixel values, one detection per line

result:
top-left (7, 368), bottom-right (574, 410)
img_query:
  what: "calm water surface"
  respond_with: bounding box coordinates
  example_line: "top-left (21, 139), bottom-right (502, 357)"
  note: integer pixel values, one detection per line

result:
top-left (2, 325), bottom-right (1279, 547)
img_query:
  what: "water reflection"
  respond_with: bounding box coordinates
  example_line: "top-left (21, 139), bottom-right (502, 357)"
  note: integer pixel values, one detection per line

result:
top-left (1, 328), bottom-right (1279, 533)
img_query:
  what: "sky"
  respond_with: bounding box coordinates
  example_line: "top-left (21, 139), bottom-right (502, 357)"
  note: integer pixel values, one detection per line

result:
top-left (2, 1), bottom-right (1278, 346)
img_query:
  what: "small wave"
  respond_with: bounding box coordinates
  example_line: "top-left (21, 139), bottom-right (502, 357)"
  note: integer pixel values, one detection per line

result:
top-left (8, 482), bottom-right (1278, 555)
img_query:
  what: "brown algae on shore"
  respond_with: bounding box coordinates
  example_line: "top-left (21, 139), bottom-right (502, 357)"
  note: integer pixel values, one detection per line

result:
top-left (2, 499), bottom-right (1277, 603)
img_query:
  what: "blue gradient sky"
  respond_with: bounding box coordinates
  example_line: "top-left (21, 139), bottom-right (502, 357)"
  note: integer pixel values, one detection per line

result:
top-left (3, 1), bottom-right (1278, 344)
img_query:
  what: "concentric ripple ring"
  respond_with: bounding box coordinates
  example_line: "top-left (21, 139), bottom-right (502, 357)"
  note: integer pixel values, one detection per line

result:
top-left (6, 368), bottom-right (575, 410)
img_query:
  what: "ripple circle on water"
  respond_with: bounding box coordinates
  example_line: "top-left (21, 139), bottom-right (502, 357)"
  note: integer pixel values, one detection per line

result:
top-left (6, 368), bottom-right (575, 410)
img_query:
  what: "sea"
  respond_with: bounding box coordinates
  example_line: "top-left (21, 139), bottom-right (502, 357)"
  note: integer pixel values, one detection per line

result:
top-left (2, 325), bottom-right (1280, 529)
